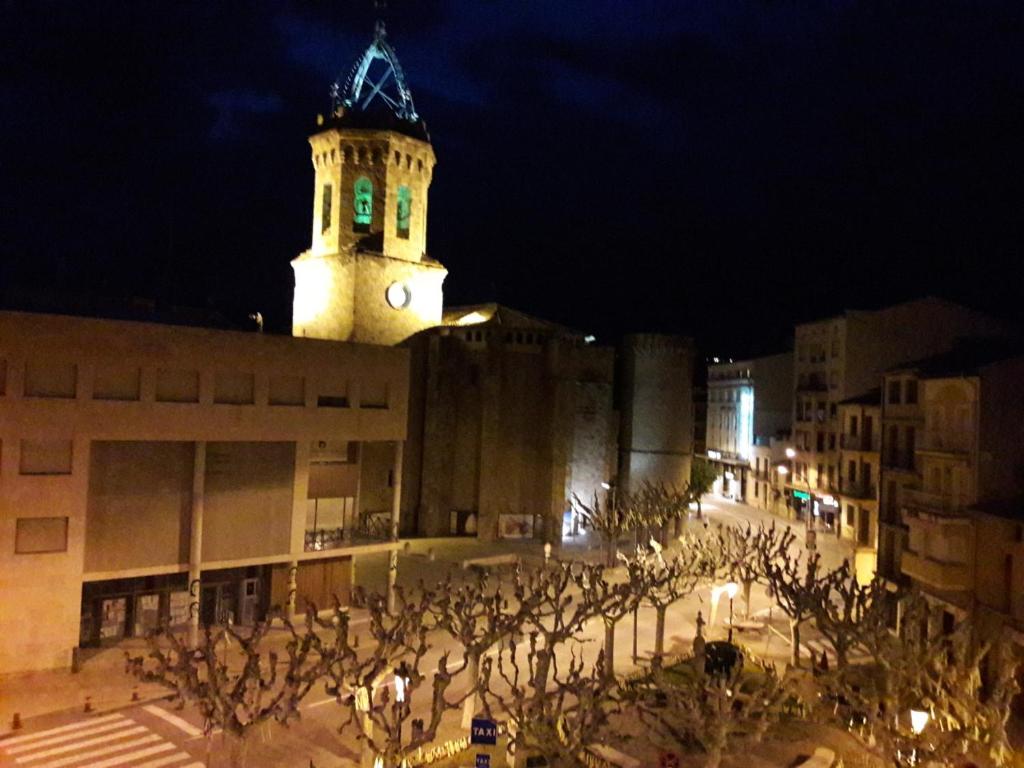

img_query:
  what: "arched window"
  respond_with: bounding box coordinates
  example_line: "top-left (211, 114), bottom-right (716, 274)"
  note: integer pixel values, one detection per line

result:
top-left (353, 176), bottom-right (372, 232)
top-left (396, 185), bottom-right (411, 239)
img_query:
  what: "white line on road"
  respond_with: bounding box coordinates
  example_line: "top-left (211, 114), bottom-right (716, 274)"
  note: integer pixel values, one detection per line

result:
top-left (79, 741), bottom-right (177, 768)
top-left (20, 734), bottom-right (161, 768)
top-left (5, 719), bottom-right (138, 754)
top-left (15, 726), bottom-right (148, 763)
top-left (0, 714), bottom-right (126, 747)
top-left (143, 705), bottom-right (204, 737)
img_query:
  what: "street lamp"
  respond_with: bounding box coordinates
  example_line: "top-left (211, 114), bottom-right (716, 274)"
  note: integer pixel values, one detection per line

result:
top-left (724, 581), bottom-right (739, 642)
top-left (909, 709), bottom-right (929, 735)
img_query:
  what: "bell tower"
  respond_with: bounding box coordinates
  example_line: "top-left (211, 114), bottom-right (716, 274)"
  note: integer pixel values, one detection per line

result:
top-left (292, 21), bottom-right (446, 346)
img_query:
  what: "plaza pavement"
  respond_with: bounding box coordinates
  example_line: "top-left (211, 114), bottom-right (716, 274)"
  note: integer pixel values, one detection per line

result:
top-left (0, 494), bottom-right (862, 767)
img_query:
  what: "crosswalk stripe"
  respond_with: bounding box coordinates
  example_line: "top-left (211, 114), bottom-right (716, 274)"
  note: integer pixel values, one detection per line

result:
top-left (24, 734), bottom-right (162, 768)
top-left (132, 753), bottom-right (196, 768)
top-left (5, 720), bottom-right (138, 754)
top-left (15, 726), bottom-right (148, 763)
top-left (0, 715), bottom-right (126, 747)
top-left (79, 742), bottom-right (177, 768)
top-left (142, 706), bottom-right (203, 738)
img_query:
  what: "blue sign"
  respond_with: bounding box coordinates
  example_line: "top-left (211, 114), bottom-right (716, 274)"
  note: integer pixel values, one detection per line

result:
top-left (476, 755), bottom-right (491, 768)
top-left (471, 718), bottom-right (497, 745)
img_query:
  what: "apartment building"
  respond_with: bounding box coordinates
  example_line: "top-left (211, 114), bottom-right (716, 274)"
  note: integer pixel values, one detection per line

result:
top-left (788, 298), bottom-right (1005, 534)
top-left (705, 352), bottom-right (792, 502)
top-left (0, 311), bottom-right (407, 673)
top-left (877, 342), bottom-right (1024, 638)
top-left (836, 389), bottom-right (881, 579)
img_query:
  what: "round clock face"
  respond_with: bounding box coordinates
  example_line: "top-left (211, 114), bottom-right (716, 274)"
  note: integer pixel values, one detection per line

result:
top-left (386, 281), bottom-right (412, 310)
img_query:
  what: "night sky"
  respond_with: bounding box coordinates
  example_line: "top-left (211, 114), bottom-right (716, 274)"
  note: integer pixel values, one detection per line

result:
top-left (2, 1), bottom-right (1022, 356)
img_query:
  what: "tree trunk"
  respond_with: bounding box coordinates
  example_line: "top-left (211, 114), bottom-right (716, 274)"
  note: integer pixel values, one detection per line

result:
top-left (789, 619), bottom-right (801, 668)
top-left (222, 732), bottom-right (249, 768)
top-left (461, 652), bottom-right (481, 728)
top-left (654, 604), bottom-right (667, 667)
top-left (742, 579), bottom-right (753, 619)
top-left (605, 538), bottom-right (616, 568)
top-left (604, 620), bottom-right (616, 680)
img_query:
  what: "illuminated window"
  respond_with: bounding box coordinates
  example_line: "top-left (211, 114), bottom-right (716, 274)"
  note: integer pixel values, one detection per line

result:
top-left (321, 184), bottom-right (333, 233)
top-left (353, 176), bottom-right (373, 232)
top-left (396, 185), bottom-right (411, 239)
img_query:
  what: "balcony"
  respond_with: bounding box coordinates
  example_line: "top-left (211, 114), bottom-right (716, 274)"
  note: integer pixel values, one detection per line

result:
top-left (840, 434), bottom-right (880, 452)
top-left (921, 430), bottom-right (974, 455)
top-left (900, 550), bottom-right (971, 591)
top-left (903, 488), bottom-right (969, 516)
top-left (840, 480), bottom-right (877, 500)
top-left (882, 450), bottom-right (916, 471)
top-left (304, 515), bottom-right (391, 552)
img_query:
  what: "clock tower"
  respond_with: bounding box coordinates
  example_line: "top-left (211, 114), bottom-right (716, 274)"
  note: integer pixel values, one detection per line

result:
top-left (292, 21), bottom-right (446, 346)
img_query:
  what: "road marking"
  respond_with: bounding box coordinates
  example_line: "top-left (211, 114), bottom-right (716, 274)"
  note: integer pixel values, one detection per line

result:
top-left (80, 742), bottom-right (177, 768)
top-left (15, 726), bottom-right (148, 762)
top-left (5, 720), bottom-right (137, 754)
top-left (20, 734), bottom-right (161, 768)
top-left (0, 714), bottom-right (126, 747)
top-left (133, 754), bottom-right (197, 768)
top-left (142, 705), bottom-right (204, 738)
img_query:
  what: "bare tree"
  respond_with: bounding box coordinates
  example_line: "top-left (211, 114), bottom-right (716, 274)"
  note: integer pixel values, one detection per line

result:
top-left (622, 538), bottom-right (717, 667)
top-left (626, 662), bottom-right (790, 768)
top-left (126, 613), bottom-right (329, 767)
top-left (714, 522), bottom-right (794, 618)
top-left (329, 585), bottom-right (474, 768)
top-left (821, 596), bottom-right (1020, 767)
top-left (572, 488), bottom-right (636, 567)
top-left (811, 562), bottom-right (888, 669)
top-left (688, 458), bottom-right (718, 521)
top-left (761, 549), bottom-right (824, 667)
top-left (479, 637), bottom-right (615, 767)
top-left (431, 568), bottom-right (528, 727)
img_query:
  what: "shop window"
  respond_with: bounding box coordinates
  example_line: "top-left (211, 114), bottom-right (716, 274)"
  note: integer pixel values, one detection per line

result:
top-left (353, 176), bottom-right (372, 232)
top-left (15, 517), bottom-right (68, 554)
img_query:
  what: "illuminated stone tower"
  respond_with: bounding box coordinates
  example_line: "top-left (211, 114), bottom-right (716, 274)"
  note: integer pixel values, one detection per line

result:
top-left (292, 21), bottom-right (446, 345)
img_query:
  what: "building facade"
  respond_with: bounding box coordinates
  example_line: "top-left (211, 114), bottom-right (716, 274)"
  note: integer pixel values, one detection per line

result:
top-left (705, 352), bottom-right (792, 502)
top-left (400, 305), bottom-right (616, 542)
top-left (0, 311), bottom-right (407, 672)
top-left (836, 389), bottom-right (881, 580)
top-left (787, 298), bottom-right (1005, 536)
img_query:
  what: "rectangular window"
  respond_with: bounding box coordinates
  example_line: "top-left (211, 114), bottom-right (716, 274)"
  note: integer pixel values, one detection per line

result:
top-left (817, 463), bottom-right (824, 484)
top-left (905, 379), bottom-right (918, 405)
top-left (754, 481), bottom-right (760, 498)
top-left (214, 371), bottom-right (255, 405)
top-left (396, 185), bottom-right (411, 239)
top-left (321, 184), bottom-right (333, 233)
top-left (848, 460), bottom-right (857, 484)
top-left (15, 517), bottom-right (69, 554)
top-left (269, 375), bottom-right (306, 406)
top-left (888, 379), bottom-right (902, 405)
top-left (905, 426), bottom-right (916, 459)
top-left (846, 504), bottom-right (855, 526)
top-left (24, 360), bottom-right (77, 398)
top-left (156, 369), bottom-right (200, 403)
top-left (850, 416), bottom-right (859, 436)
top-left (816, 432), bottom-right (825, 452)
top-left (829, 433), bottom-right (837, 450)
top-left (93, 366), bottom-right (141, 401)
top-left (863, 463), bottom-right (872, 488)
top-left (20, 439), bottom-right (73, 475)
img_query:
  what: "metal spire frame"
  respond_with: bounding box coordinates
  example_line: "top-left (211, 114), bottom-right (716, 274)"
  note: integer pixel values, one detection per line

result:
top-left (331, 20), bottom-right (418, 122)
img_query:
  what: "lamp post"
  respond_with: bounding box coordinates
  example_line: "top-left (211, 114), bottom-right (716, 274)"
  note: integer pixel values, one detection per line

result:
top-left (724, 581), bottom-right (739, 642)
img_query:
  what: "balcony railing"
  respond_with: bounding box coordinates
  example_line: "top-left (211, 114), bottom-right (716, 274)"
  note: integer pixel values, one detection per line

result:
top-left (840, 434), bottom-right (880, 452)
top-left (903, 488), bottom-right (970, 516)
top-left (839, 480), bottom-right (877, 500)
top-left (304, 516), bottom-right (391, 552)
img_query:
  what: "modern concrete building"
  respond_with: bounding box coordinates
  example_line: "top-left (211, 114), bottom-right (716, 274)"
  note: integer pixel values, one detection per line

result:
top-left (0, 311), bottom-right (407, 672)
top-left (787, 297), bottom-right (1005, 533)
top-left (400, 304), bottom-right (616, 542)
top-left (705, 352), bottom-right (792, 502)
